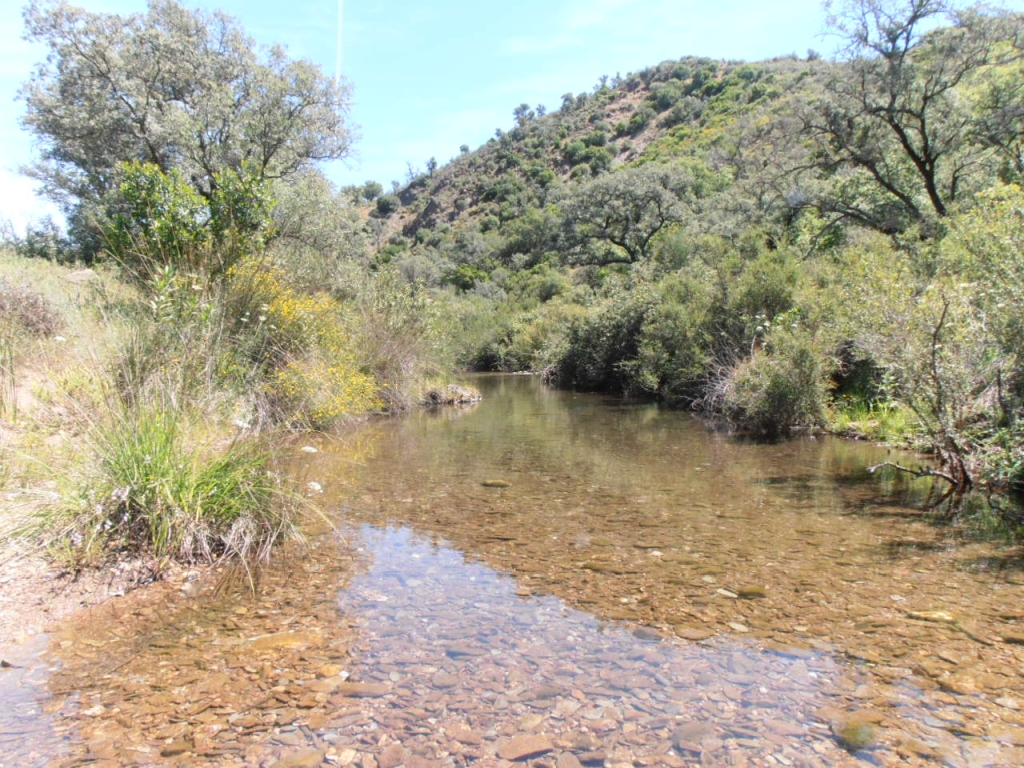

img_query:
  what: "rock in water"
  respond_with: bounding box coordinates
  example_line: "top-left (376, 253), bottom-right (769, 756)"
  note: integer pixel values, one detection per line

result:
top-left (832, 717), bottom-right (877, 751)
top-left (497, 734), bottom-right (554, 761)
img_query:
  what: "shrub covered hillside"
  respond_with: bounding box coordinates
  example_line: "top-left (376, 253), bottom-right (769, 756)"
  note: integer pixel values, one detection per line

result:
top-left (360, 0), bottom-right (1024, 495)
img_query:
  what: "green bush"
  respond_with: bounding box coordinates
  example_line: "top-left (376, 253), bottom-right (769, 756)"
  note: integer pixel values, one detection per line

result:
top-left (721, 329), bottom-right (829, 437)
top-left (102, 162), bottom-right (275, 283)
top-left (375, 194), bottom-right (401, 216)
top-left (554, 288), bottom-right (654, 392)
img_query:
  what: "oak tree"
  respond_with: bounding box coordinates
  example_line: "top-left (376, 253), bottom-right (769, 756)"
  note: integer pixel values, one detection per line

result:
top-left (20, 0), bottom-right (353, 245)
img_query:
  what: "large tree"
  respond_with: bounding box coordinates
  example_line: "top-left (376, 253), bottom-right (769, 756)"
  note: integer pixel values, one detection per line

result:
top-left (20, 0), bottom-right (353, 224)
top-left (560, 165), bottom-right (694, 265)
top-left (804, 0), bottom-right (1021, 234)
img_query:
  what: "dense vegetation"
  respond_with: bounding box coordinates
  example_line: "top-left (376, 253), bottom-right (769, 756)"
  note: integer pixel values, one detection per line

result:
top-left (1, 0), bottom-right (449, 570)
top-left (351, 0), bottom-right (1024, 497)
top-left (4, 0), bottom-right (1023, 572)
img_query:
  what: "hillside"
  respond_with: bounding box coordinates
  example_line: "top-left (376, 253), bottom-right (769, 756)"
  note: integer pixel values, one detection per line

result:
top-left (356, 7), bottom-right (1024, 496)
top-left (374, 54), bottom-right (827, 255)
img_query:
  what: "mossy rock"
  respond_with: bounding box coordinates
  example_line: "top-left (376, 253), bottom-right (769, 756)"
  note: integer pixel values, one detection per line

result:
top-left (831, 718), bottom-right (877, 752)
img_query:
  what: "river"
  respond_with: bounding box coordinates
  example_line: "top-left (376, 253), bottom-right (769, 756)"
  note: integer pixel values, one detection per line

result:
top-left (2, 374), bottom-right (1023, 767)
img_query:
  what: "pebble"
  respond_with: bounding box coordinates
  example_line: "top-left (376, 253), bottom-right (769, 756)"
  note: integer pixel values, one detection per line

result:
top-left (271, 748), bottom-right (326, 768)
top-left (497, 734), bottom-right (554, 761)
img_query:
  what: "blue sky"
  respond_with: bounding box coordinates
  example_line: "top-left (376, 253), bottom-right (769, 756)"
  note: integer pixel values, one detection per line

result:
top-left (0, 0), bottom-right (834, 231)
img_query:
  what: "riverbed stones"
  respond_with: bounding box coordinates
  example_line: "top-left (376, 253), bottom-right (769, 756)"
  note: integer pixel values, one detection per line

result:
top-left (18, 426), bottom-right (1024, 768)
top-left (498, 734), bottom-right (554, 760)
top-left (270, 747), bottom-right (326, 768)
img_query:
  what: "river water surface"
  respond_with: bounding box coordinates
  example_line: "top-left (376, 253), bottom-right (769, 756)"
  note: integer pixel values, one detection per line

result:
top-left (3, 374), bottom-right (1024, 767)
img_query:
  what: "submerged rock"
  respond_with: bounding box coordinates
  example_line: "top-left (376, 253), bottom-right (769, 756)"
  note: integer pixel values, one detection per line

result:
top-left (831, 716), bottom-right (878, 752)
top-left (422, 384), bottom-right (482, 406)
top-left (270, 748), bottom-right (326, 768)
top-left (497, 734), bottom-right (554, 761)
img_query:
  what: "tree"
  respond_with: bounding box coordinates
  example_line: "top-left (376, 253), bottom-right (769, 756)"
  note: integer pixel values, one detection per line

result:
top-left (804, 0), bottom-right (1021, 233)
top-left (560, 165), bottom-right (693, 265)
top-left (20, 0), bottom-right (352, 243)
top-left (361, 181), bottom-right (384, 202)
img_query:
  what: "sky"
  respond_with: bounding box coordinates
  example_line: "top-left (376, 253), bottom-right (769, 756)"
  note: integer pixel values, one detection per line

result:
top-left (0, 0), bottom-right (836, 232)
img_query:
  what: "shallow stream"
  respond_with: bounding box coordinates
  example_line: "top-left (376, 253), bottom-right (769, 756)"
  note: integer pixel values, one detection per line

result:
top-left (3, 374), bottom-right (1024, 767)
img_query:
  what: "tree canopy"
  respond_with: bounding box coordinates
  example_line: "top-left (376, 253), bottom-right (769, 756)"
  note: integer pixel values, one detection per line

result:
top-left (806, 0), bottom-right (1023, 233)
top-left (20, 0), bottom-right (353, 221)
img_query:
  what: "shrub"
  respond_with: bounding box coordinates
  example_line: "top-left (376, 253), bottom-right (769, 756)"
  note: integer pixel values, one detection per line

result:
top-left (102, 162), bottom-right (274, 283)
top-left (56, 404), bottom-right (294, 566)
top-left (0, 277), bottom-right (64, 337)
top-left (375, 194), bottom-right (401, 216)
top-left (554, 288), bottom-right (654, 393)
top-left (721, 329), bottom-right (829, 437)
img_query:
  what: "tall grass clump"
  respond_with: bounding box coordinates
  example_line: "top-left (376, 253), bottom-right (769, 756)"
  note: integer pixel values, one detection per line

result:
top-left (53, 403), bottom-right (294, 567)
top-left (0, 275), bottom-right (65, 421)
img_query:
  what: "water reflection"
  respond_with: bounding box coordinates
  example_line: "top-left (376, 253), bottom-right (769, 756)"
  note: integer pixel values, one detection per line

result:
top-left (0, 636), bottom-right (65, 768)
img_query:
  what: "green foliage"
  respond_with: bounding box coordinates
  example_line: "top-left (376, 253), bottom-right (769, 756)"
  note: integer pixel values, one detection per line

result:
top-left (21, 0), bottom-right (351, 256)
top-left (102, 162), bottom-right (275, 282)
top-left (375, 194), bottom-right (401, 217)
top-left (805, 0), bottom-right (1022, 231)
top-left (356, 269), bottom-right (448, 410)
top-left (555, 286), bottom-right (654, 393)
top-left (561, 164), bottom-right (694, 264)
top-left (57, 403), bottom-right (292, 565)
top-left (721, 327), bottom-right (830, 437)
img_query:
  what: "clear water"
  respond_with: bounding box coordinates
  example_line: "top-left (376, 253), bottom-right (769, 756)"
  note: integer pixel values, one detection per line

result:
top-left (4, 374), bottom-right (1024, 767)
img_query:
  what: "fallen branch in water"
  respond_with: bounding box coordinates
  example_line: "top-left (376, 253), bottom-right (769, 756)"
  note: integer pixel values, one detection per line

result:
top-left (867, 461), bottom-right (958, 486)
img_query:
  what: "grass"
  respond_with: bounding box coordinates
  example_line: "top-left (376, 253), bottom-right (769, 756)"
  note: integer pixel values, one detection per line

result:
top-left (828, 397), bottom-right (921, 445)
top-left (0, 239), bottom-right (449, 578)
top-left (43, 402), bottom-right (296, 568)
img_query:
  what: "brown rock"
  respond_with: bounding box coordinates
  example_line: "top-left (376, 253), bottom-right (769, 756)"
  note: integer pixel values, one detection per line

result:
top-left (671, 722), bottom-right (715, 751)
top-left (497, 734), bottom-right (554, 761)
top-left (764, 719), bottom-right (805, 737)
top-left (897, 737), bottom-right (937, 758)
top-left (523, 685), bottom-right (562, 701)
top-left (674, 626), bottom-right (715, 641)
top-left (335, 682), bottom-right (392, 698)
top-left (431, 671), bottom-right (459, 689)
top-left (249, 631), bottom-right (322, 651)
top-left (160, 740), bottom-right (193, 757)
top-left (378, 744), bottom-right (408, 768)
top-left (556, 753), bottom-right (584, 768)
top-left (271, 748), bottom-right (326, 768)
top-left (736, 586), bottom-right (767, 599)
top-left (447, 724), bottom-right (483, 745)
